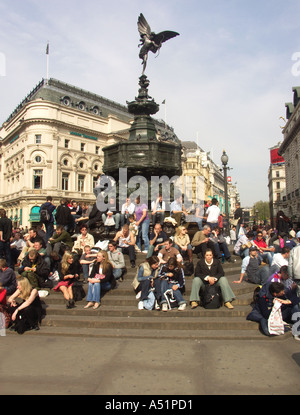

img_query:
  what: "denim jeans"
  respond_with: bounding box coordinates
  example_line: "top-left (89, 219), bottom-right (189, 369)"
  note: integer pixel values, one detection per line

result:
top-left (82, 264), bottom-right (90, 280)
top-left (87, 281), bottom-right (111, 303)
top-left (160, 280), bottom-right (186, 305)
top-left (0, 240), bottom-right (12, 268)
top-left (212, 242), bottom-right (231, 259)
top-left (136, 218), bottom-right (150, 251)
top-left (45, 222), bottom-right (54, 243)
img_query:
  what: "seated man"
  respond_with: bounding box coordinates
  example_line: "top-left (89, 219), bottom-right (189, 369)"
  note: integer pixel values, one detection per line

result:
top-left (79, 245), bottom-right (97, 283)
top-left (102, 196), bottom-right (121, 232)
top-left (147, 223), bottom-right (168, 258)
top-left (18, 248), bottom-right (51, 289)
top-left (107, 240), bottom-right (126, 280)
top-left (269, 247), bottom-right (290, 274)
top-left (191, 224), bottom-right (213, 257)
top-left (46, 225), bottom-right (74, 256)
top-left (114, 224), bottom-right (136, 268)
top-left (247, 281), bottom-right (300, 337)
top-left (10, 232), bottom-right (26, 265)
top-left (86, 203), bottom-right (102, 230)
top-left (18, 227), bottom-right (45, 261)
top-left (170, 196), bottom-right (188, 226)
top-left (72, 225), bottom-right (95, 254)
top-left (157, 238), bottom-right (183, 264)
top-left (75, 203), bottom-right (93, 230)
top-left (0, 258), bottom-right (17, 295)
top-left (151, 194), bottom-right (166, 226)
top-left (209, 226), bottom-right (235, 263)
top-left (33, 238), bottom-right (50, 268)
top-left (233, 231), bottom-right (255, 258)
top-left (70, 200), bottom-right (83, 233)
top-left (233, 246), bottom-right (270, 285)
top-left (253, 230), bottom-right (275, 264)
top-left (120, 197), bottom-right (135, 227)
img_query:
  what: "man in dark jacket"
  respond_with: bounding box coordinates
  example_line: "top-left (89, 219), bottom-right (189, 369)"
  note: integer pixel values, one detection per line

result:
top-left (0, 208), bottom-right (13, 269)
top-left (55, 199), bottom-right (73, 232)
top-left (247, 281), bottom-right (299, 336)
top-left (40, 196), bottom-right (56, 243)
top-left (18, 249), bottom-right (51, 289)
top-left (46, 225), bottom-right (73, 256)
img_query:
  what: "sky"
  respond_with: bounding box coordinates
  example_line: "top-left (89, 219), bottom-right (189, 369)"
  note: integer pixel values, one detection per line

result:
top-left (0, 0), bottom-right (299, 207)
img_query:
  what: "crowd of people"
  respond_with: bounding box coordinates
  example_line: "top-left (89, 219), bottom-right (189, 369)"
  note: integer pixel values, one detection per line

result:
top-left (0, 197), bottom-right (299, 339)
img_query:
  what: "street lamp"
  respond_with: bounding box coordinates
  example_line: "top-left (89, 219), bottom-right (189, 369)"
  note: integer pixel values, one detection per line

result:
top-left (221, 150), bottom-right (229, 234)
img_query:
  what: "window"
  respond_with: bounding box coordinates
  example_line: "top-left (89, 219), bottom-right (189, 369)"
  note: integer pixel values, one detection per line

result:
top-left (35, 134), bottom-right (42, 144)
top-left (276, 181), bottom-right (280, 189)
top-left (81, 143), bottom-right (85, 152)
top-left (276, 171), bottom-right (280, 178)
top-left (35, 156), bottom-right (42, 163)
top-left (64, 139), bottom-right (70, 148)
top-left (93, 176), bottom-right (98, 188)
top-left (95, 146), bottom-right (100, 155)
top-left (78, 175), bottom-right (85, 192)
top-left (62, 173), bottom-right (69, 190)
top-left (33, 169), bottom-right (43, 189)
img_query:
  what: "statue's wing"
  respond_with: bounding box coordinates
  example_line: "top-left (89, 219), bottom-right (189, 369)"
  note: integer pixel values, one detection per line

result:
top-left (153, 31), bottom-right (180, 45)
top-left (138, 13), bottom-right (151, 37)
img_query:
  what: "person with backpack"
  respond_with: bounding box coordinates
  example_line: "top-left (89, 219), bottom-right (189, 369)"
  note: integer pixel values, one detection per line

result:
top-left (40, 196), bottom-right (56, 243)
top-left (159, 257), bottom-right (186, 311)
top-left (189, 248), bottom-right (235, 309)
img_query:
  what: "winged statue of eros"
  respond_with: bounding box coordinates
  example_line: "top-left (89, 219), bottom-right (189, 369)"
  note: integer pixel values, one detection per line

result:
top-left (137, 13), bottom-right (179, 73)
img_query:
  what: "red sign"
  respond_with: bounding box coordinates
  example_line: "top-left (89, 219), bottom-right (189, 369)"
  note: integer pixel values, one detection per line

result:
top-left (270, 148), bottom-right (284, 164)
top-left (227, 176), bottom-right (232, 183)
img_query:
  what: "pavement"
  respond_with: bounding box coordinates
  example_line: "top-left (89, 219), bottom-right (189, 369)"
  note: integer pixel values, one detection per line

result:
top-left (1, 334), bottom-right (300, 396)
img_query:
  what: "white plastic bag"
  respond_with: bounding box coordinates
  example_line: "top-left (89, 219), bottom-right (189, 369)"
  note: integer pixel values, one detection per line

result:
top-left (268, 299), bottom-right (284, 335)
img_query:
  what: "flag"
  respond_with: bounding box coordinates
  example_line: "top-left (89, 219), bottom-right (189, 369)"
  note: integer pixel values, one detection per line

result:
top-left (162, 99), bottom-right (165, 104)
top-left (46, 43), bottom-right (49, 55)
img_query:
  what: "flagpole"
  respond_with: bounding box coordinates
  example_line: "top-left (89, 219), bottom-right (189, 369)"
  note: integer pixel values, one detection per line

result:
top-left (46, 42), bottom-right (49, 84)
top-left (162, 99), bottom-right (166, 126)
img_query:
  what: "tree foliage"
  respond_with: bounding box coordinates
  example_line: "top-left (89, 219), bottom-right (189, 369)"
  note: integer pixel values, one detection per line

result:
top-left (252, 201), bottom-right (270, 221)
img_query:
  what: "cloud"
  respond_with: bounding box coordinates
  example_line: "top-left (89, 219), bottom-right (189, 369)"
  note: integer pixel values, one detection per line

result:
top-left (1, 0), bottom-right (300, 207)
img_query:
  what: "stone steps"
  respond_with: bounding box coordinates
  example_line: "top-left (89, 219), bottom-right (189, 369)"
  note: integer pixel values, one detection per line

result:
top-left (9, 252), bottom-right (288, 340)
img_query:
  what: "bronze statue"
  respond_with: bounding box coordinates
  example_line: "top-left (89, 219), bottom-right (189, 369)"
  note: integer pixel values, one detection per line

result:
top-left (138, 13), bottom-right (179, 74)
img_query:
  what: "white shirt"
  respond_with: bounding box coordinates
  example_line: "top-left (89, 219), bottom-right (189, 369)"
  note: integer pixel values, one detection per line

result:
top-left (121, 202), bottom-right (135, 215)
top-left (206, 205), bottom-right (220, 223)
top-left (271, 253), bottom-right (288, 269)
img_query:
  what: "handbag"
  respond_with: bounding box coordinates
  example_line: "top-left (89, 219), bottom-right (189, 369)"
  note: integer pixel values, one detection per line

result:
top-left (268, 299), bottom-right (284, 335)
top-left (131, 270), bottom-right (140, 291)
top-left (230, 218), bottom-right (239, 226)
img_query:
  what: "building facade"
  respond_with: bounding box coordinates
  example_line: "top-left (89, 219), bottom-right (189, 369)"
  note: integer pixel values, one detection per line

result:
top-left (1, 78), bottom-right (238, 228)
top-left (268, 143), bottom-right (286, 227)
top-left (278, 86), bottom-right (300, 227)
top-left (0, 78), bottom-right (133, 227)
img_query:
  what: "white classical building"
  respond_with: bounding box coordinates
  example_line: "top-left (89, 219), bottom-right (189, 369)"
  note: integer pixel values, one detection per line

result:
top-left (0, 78), bottom-right (132, 227)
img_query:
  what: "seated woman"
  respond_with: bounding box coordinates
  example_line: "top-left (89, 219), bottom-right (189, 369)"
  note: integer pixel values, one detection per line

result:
top-left (136, 256), bottom-right (161, 310)
top-left (53, 251), bottom-right (81, 309)
top-left (174, 226), bottom-right (193, 263)
top-left (189, 249), bottom-right (235, 309)
top-left (84, 250), bottom-right (116, 310)
top-left (7, 277), bottom-right (43, 334)
top-left (159, 257), bottom-right (186, 311)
